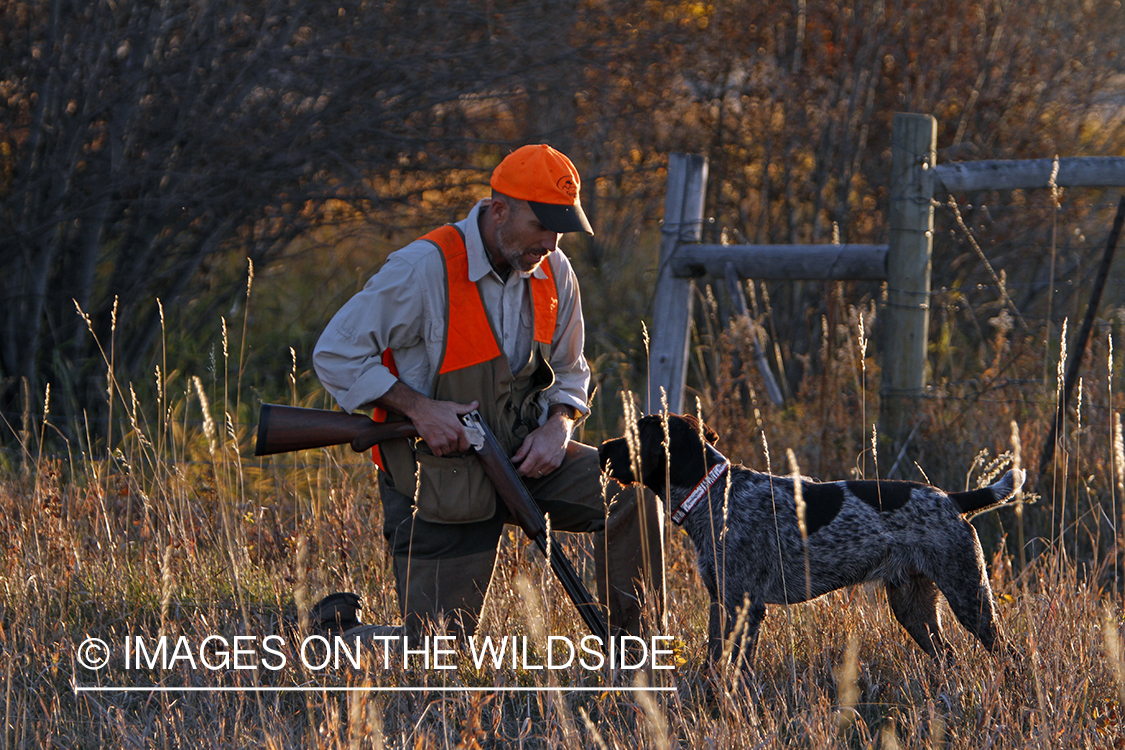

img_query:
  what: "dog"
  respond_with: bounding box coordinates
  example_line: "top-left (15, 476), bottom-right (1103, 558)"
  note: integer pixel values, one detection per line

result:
top-left (599, 413), bottom-right (1024, 668)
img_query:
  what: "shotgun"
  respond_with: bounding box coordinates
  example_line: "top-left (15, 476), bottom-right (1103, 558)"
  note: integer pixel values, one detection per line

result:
top-left (254, 403), bottom-right (610, 643)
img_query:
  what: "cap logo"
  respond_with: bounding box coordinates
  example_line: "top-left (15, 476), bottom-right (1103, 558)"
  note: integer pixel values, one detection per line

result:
top-left (556, 175), bottom-right (578, 201)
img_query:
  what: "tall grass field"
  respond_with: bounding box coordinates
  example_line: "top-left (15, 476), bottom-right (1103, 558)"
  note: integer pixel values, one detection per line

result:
top-left (3, 287), bottom-right (1125, 750)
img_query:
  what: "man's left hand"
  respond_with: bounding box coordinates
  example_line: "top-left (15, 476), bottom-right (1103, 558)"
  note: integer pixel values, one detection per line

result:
top-left (511, 408), bottom-right (575, 479)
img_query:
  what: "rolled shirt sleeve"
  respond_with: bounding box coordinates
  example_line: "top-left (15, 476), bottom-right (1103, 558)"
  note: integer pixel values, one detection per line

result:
top-left (313, 248), bottom-right (435, 414)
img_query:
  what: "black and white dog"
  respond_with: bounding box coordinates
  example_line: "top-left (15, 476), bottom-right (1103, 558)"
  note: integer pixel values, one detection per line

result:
top-left (599, 414), bottom-right (1024, 667)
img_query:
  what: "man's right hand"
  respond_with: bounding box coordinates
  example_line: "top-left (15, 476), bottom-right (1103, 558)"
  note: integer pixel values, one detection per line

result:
top-left (406, 395), bottom-right (481, 456)
top-left (373, 381), bottom-right (478, 456)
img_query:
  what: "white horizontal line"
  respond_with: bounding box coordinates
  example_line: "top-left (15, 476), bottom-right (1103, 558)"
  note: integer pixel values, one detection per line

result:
top-left (74, 685), bottom-right (675, 693)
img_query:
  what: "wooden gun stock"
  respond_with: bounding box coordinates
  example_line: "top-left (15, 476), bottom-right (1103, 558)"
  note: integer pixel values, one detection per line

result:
top-left (252, 403), bottom-right (610, 642)
top-left (254, 404), bottom-right (419, 456)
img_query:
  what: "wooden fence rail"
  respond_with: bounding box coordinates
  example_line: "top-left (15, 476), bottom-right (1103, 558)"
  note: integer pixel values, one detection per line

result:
top-left (934, 157), bottom-right (1125, 192)
top-left (670, 244), bottom-right (887, 280)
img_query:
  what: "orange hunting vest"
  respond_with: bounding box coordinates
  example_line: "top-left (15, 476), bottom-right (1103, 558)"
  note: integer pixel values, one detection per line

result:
top-left (372, 225), bottom-right (559, 488)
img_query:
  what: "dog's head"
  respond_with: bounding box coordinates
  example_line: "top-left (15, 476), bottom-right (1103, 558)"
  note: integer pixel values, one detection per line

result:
top-left (598, 413), bottom-right (719, 496)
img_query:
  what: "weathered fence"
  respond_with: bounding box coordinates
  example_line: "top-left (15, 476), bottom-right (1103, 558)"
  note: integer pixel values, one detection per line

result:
top-left (647, 112), bottom-right (1125, 454)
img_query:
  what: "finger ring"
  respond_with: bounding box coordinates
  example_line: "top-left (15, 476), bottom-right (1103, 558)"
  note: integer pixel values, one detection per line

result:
top-left (538, 470), bottom-right (544, 477)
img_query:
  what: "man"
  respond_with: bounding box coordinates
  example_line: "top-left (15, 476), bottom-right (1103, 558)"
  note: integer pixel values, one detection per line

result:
top-left (313, 144), bottom-right (662, 638)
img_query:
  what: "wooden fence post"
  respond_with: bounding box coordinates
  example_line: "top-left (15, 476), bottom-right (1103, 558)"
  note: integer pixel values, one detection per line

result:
top-left (880, 113), bottom-right (936, 459)
top-left (648, 153), bottom-right (708, 414)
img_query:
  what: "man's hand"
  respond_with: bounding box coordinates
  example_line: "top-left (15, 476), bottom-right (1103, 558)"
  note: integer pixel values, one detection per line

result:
top-left (408, 397), bottom-right (481, 456)
top-left (511, 406), bottom-right (576, 478)
top-left (374, 382), bottom-right (478, 456)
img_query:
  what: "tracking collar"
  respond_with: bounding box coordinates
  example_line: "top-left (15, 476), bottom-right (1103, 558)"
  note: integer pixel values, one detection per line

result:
top-left (670, 456), bottom-right (730, 526)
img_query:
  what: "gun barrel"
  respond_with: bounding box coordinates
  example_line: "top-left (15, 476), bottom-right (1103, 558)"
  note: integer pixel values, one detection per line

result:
top-left (463, 413), bottom-right (609, 642)
top-left (532, 531), bottom-right (610, 643)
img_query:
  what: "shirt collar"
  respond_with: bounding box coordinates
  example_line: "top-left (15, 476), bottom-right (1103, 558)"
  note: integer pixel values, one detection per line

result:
top-left (461, 199), bottom-right (550, 283)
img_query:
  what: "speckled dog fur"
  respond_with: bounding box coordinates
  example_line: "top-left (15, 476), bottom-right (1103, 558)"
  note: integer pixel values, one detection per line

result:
top-left (599, 414), bottom-right (1024, 668)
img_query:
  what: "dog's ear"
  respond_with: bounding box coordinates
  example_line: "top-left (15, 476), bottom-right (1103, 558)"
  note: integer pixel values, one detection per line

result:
top-left (637, 416), bottom-right (669, 482)
top-left (640, 416), bottom-right (665, 459)
top-left (680, 413), bottom-right (720, 445)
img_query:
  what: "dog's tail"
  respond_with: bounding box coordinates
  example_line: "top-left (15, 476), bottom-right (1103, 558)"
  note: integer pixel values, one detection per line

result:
top-left (949, 468), bottom-right (1025, 517)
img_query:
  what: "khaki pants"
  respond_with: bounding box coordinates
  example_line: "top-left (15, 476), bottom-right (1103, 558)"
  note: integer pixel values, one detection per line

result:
top-left (380, 441), bottom-right (663, 637)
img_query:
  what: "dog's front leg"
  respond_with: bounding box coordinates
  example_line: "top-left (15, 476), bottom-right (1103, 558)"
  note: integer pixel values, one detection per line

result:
top-left (724, 596), bottom-right (766, 675)
top-left (706, 596), bottom-right (724, 665)
top-left (701, 573), bottom-right (766, 675)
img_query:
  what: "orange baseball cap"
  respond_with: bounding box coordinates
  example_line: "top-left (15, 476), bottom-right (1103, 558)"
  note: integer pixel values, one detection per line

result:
top-left (490, 144), bottom-right (594, 235)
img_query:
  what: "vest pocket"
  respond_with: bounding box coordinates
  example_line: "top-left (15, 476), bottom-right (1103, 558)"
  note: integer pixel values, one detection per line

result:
top-left (413, 452), bottom-right (498, 524)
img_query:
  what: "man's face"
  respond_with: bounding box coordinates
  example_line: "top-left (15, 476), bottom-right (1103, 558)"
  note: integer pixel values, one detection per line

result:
top-left (494, 199), bottom-right (560, 274)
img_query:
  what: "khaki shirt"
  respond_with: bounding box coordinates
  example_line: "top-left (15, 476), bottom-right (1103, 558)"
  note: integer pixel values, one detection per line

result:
top-left (313, 200), bottom-right (591, 421)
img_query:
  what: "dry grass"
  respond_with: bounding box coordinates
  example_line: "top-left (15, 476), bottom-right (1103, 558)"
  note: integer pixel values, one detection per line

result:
top-left (3, 290), bottom-right (1125, 748)
top-left (3, 405), bottom-right (1125, 749)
